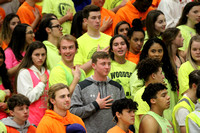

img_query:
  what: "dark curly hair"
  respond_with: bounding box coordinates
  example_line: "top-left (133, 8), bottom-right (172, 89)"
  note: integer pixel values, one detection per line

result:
top-left (112, 98), bottom-right (138, 122)
top-left (142, 83), bottom-right (168, 107)
top-left (137, 58), bottom-right (162, 81)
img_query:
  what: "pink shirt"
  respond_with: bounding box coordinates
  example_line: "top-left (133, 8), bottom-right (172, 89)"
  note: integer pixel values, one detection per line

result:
top-left (28, 69), bottom-right (49, 126)
top-left (4, 47), bottom-right (25, 69)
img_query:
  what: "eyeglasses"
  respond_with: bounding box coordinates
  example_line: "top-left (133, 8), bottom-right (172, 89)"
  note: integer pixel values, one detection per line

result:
top-left (26, 31), bottom-right (34, 34)
top-left (51, 24), bottom-right (62, 29)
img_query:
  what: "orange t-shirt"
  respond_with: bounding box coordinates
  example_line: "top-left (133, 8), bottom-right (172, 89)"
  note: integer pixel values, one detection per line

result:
top-left (107, 125), bottom-right (133, 133)
top-left (101, 7), bottom-right (115, 36)
top-left (0, 7), bottom-right (5, 29)
top-left (131, 0), bottom-right (161, 8)
top-left (125, 51), bottom-right (141, 64)
top-left (17, 1), bottom-right (42, 30)
top-left (0, 7), bottom-right (5, 21)
top-left (1, 41), bottom-right (9, 50)
top-left (113, 1), bottom-right (154, 31)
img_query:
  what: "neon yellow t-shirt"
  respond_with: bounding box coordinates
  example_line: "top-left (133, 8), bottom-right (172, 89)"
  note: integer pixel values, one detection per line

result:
top-left (134, 86), bottom-right (148, 133)
top-left (43, 41), bottom-right (61, 71)
top-left (42, 0), bottom-right (76, 35)
top-left (103, 0), bottom-right (123, 10)
top-left (108, 60), bottom-right (136, 99)
top-left (49, 61), bottom-right (86, 87)
top-left (130, 69), bottom-right (144, 99)
top-left (74, 32), bottom-right (111, 77)
top-left (177, 25), bottom-right (196, 51)
top-left (178, 61), bottom-right (200, 99)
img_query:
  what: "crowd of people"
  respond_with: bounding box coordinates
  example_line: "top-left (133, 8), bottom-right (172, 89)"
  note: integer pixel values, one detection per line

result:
top-left (0, 0), bottom-right (200, 133)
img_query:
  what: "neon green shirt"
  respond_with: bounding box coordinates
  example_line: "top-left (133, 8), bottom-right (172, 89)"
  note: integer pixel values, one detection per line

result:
top-left (49, 61), bottom-right (86, 87)
top-left (146, 111), bottom-right (174, 133)
top-left (178, 61), bottom-right (200, 99)
top-left (42, 0), bottom-right (76, 35)
top-left (43, 41), bottom-right (61, 71)
top-left (130, 69), bottom-right (144, 99)
top-left (103, 0), bottom-right (122, 10)
top-left (177, 25), bottom-right (196, 51)
top-left (134, 86), bottom-right (149, 133)
top-left (74, 32), bottom-right (111, 77)
top-left (108, 60), bottom-right (136, 99)
top-left (0, 122), bottom-right (6, 133)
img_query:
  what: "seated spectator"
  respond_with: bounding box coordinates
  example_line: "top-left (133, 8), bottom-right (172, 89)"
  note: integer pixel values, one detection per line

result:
top-left (1, 94), bottom-right (36, 133)
top-left (0, 47), bottom-right (12, 120)
top-left (108, 34), bottom-right (136, 99)
top-left (107, 98), bottom-right (138, 133)
top-left (49, 35), bottom-right (86, 94)
top-left (36, 83), bottom-right (86, 133)
top-left (17, 0), bottom-right (42, 31)
top-left (16, 41), bottom-right (49, 126)
top-left (42, 0), bottom-right (76, 35)
top-left (0, 13), bottom-right (20, 50)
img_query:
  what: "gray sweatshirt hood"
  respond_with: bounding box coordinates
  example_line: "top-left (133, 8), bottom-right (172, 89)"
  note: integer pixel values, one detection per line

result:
top-left (1, 117), bottom-right (31, 132)
top-left (195, 100), bottom-right (200, 111)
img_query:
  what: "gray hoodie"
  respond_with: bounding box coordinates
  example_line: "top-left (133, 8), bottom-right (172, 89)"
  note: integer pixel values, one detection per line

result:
top-left (1, 117), bottom-right (32, 133)
top-left (70, 76), bottom-right (125, 133)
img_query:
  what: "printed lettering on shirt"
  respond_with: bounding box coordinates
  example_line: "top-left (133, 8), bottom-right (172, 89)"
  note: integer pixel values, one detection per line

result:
top-left (87, 46), bottom-right (104, 59)
top-left (110, 71), bottom-right (132, 79)
top-left (58, 3), bottom-right (72, 16)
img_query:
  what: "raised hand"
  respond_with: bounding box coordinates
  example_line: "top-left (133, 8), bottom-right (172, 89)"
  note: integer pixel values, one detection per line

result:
top-left (72, 65), bottom-right (81, 81)
top-left (97, 45), bottom-right (110, 54)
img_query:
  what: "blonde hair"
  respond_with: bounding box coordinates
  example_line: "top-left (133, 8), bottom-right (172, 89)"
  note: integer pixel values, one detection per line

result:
top-left (187, 35), bottom-right (200, 70)
top-left (57, 34), bottom-right (78, 50)
top-left (48, 83), bottom-right (69, 110)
